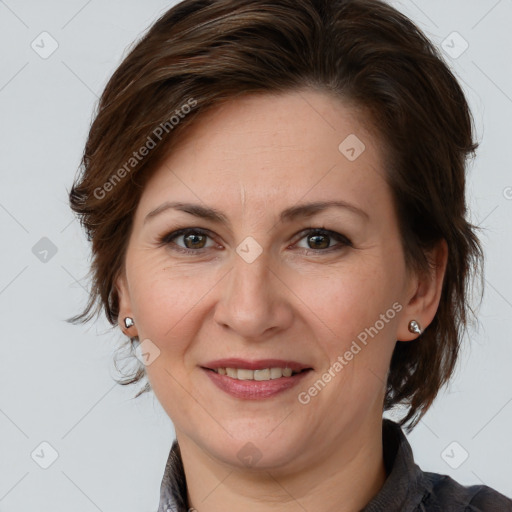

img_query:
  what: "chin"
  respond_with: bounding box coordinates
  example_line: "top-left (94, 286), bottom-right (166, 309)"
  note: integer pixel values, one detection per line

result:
top-left (197, 426), bottom-right (306, 471)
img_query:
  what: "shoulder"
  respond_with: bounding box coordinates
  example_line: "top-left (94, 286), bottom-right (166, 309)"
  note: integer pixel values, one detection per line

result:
top-left (375, 419), bottom-right (512, 511)
top-left (421, 471), bottom-right (512, 511)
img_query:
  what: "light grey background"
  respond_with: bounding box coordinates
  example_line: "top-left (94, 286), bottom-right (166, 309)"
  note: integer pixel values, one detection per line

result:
top-left (1, 0), bottom-right (511, 510)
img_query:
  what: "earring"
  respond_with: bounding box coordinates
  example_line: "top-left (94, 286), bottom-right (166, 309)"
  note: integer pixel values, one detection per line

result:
top-left (408, 320), bottom-right (422, 335)
top-left (124, 317), bottom-right (135, 329)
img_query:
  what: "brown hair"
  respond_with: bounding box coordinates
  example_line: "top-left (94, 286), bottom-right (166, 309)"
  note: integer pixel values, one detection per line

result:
top-left (68, 0), bottom-right (484, 433)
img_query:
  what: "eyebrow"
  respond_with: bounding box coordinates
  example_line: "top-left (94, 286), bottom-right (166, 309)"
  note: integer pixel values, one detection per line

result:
top-left (144, 199), bottom-right (369, 226)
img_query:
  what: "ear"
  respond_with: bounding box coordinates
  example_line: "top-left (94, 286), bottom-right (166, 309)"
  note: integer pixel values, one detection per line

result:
top-left (115, 270), bottom-right (138, 337)
top-left (397, 238), bottom-right (448, 342)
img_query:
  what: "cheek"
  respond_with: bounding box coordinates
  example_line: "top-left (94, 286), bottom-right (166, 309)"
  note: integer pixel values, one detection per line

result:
top-left (295, 258), bottom-right (402, 349)
top-left (296, 258), bottom-right (403, 412)
top-left (300, 262), bottom-right (401, 409)
top-left (127, 254), bottom-right (211, 407)
top-left (127, 250), bottom-right (221, 350)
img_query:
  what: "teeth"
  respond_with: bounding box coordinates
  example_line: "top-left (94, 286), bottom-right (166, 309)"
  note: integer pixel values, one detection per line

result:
top-left (226, 368), bottom-right (237, 378)
top-left (213, 367), bottom-right (301, 381)
top-left (237, 369), bottom-right (253, 380)
top-left (282, 368), bottom-right (293, 377)
top-left (270, 367), bottom-right (282, 379)
top-left (254, 368), bottom-right (270, 381)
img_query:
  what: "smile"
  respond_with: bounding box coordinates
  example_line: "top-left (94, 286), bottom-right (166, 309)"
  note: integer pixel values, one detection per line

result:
top-left (200, 358), bottom-right (313, 398)
top-left (210, 367), bottom-right (306, 380)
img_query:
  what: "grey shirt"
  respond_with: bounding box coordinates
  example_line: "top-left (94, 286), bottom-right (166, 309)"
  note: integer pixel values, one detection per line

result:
top-left (158, 418), bottom-right (512, 511)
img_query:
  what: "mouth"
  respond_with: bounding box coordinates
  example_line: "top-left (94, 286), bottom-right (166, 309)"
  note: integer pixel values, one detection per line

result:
top-left (201, 358), bottom-right (312, 381)
top-left (202, 366), bottom-right (311, 381)
top-left (200, 358), bottom-right (313, 397)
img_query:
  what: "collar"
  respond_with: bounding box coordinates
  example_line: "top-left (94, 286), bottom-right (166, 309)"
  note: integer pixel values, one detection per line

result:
top-left (158, 418), bottom-right (432, 512)
top-left (361, 418), bottom-right (431, 511)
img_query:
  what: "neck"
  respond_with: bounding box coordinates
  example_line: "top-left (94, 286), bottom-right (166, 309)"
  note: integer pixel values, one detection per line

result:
top-left (176, 414), bottom-right (387, 512)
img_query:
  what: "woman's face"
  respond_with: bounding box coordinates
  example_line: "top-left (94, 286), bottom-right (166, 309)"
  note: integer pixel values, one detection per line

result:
top-left (117, 89), bottom-right (437, 471)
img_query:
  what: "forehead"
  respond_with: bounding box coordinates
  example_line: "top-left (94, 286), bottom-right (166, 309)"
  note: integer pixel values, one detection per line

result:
top-left (137, 89), bottom-right (389, 220)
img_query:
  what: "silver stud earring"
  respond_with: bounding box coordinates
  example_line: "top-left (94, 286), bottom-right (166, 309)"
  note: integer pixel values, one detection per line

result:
top-left (408, 320), bottom-right (422, 335)
top-left (124, 317), bottom-right (134, 329)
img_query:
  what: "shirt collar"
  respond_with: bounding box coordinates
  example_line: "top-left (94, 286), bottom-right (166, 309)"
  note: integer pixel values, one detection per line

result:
top-left (158, 418), bottom-right (432, 512)
top-left (361, 418), bottom-right (432, 511)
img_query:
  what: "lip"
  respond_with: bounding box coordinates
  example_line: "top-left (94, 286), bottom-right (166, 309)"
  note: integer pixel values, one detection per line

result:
top-left (202, 358), bottom-right (312, 372)
top-left (202, 366), bottom-right (312, 399)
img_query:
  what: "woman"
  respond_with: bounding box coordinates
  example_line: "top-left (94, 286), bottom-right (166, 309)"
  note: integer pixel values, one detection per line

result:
top-left (68, 0), bottom-right (512, 510)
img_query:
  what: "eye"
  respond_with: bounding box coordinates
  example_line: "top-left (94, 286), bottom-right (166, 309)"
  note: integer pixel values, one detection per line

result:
top-left (159, 228), bottom-right (217, 254)
top-left (293, 228), bottom-right (352, 253)
top-left (158, 226), bottom-right (352, 255)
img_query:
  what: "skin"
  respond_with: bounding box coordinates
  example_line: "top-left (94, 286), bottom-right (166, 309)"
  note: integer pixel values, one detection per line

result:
top-left (116, 88), bottom-right (448, 511)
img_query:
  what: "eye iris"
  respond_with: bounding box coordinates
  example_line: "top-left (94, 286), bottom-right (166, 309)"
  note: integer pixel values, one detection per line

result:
top-left (184, 232), bottom-right (207, 249)
top-left (308, 233), bottom-right (329, 249)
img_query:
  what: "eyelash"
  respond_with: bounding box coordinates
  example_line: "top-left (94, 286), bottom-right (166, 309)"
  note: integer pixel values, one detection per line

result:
top-left (158, 227), bottom-right (353, 255)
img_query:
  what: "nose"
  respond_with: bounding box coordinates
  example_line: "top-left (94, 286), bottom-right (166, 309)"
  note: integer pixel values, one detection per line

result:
top-left (213, 248), bottom-right (294, 341)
